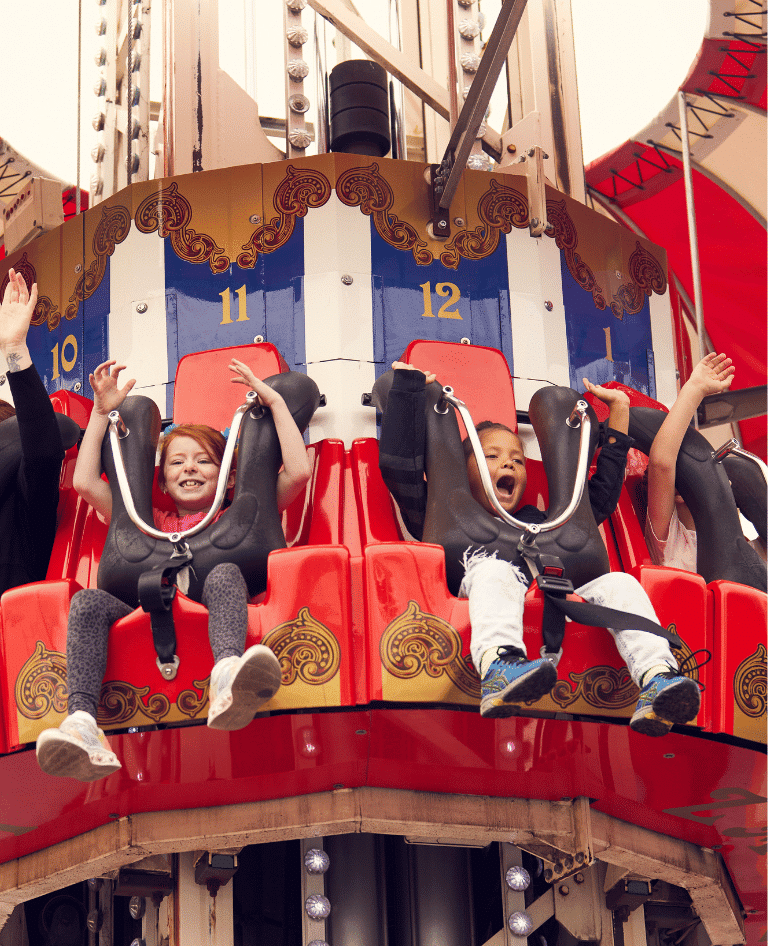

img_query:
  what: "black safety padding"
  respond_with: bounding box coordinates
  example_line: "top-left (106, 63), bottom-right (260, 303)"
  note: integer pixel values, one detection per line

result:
top-left (0, 412), bottom-right (80, 496)
top-left (373, 371), bottom-right (609, 597)
top-left (722, 452), bottom-right (767, 544)
top-left (97, 372), bottom-right (321, 608)
top-left (628, 406), bottom-right (766, 592)
top-left (329, 60), bottom-right (390, 157)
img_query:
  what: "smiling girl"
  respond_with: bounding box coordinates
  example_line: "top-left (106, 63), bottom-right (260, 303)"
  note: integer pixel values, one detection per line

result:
top-left (36, 358), bottom-right (311, 782)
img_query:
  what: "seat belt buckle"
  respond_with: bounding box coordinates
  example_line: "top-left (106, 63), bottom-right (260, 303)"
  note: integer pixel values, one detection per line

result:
top-left (536, 573), bottom-right (574, 597)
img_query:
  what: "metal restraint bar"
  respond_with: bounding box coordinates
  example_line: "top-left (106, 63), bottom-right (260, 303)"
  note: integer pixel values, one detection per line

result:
top-left (107, 391), bottom-right (260, 556)
top-left (712, 438), bottom-right (768, 484)
top-left (438, 386), bottom-right (592, 540)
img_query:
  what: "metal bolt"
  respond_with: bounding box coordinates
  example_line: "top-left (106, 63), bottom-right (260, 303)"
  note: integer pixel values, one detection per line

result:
top-left (564, 856), bottom-right (574, 869)
top-left (574, 872), bottom-right (585, 884)
top-left (544, 300), bottom-right (553, 311)
top-left (74, 381), bottom-right (82, 392)
top-left (528, 148), bottom-right (535, 157)
top-left (333, 783), bottom-right (344, 790)
top-left (135, 302), bottom-right (148, 313)
top-left (341, 274), bottom-right (353, 285)
top-left (454, 217), bottom-right (465, 227)
top-left (530, 217), bottom-right (540, 228)
top-left (544, 869), bottom-right (553, 882)
top-left (0, 375), bottom-right (6, 386)
top-left (615, 270), bottom-right (622, 279)
top-left (558, 884), bottom-right (570, 896)
top-left (460, 337), bottom-right (471, 345)
top-left (253, 335), bottom-right (264, 343)
top-left (129, 897), bottom-right (146, 920)
top-left (436, 219), bottom-right (447, 230)
top-left (355, 729), bottom-right (367, 735)
top-left (507, 144), bottom-right (516, 154)
top-left (249, 214), bottom-right (261, 225)
top-left (663, 753), bottom-right (675, 759)
top-left (75, 264), bottom-right (83, 274)
top-left (575, 852), bottom-right (585, 864)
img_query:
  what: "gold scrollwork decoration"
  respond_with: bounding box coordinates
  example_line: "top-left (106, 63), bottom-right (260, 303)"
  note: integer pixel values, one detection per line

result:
top-left (380, 600), bottom-right (479, 698)
top-left (545, 199), bottom-right (607, 311)
top-left (177, 678), bottom-right (211, 719)
top-left (65, 204), bottom-right (132, 319)
top-left (135, 183), bottom-right (230, 274)
top-left (551, 665), bottom-right (637, 710)
top-left (262, 607), bottom-right (341, 686)
top-left (610, 242), bottom-right (668, 320)
top-left (735, 642), bottom-right (767, 718)
top-left (336, 163), bottom-right (433, 266)
top-left (238, 166), bottom-right (333, 268)
top-left (15, 642), bottom-right (68, 720)
top-left (97, 681), bottom-right (171, 726)
top-left (441, 179), bottom-right (529, 270)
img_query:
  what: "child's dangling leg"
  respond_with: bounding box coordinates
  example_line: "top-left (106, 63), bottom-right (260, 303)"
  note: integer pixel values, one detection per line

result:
top-left (577, 572), bottom-right (701, 736)
top-left (203, 562), bottom-right (281, 730)
top-left (460, 551), bottom-right (557, 718)
top-left (36, 589), bottom-right (129, 781)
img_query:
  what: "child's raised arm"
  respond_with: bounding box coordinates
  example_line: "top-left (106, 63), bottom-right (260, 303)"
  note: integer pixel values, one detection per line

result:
top-left (73, 361), bottom-right (136, 521)
top-left (647, 352), bottom-right (734, 541)
top-left (229, 359), bottom-right (311, 512)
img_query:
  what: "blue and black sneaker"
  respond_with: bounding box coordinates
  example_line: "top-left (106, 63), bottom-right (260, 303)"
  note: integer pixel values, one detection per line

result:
top-left (480, 648), bottom-right (557, 718)
top-left (630, 671), bottom-right (701, 737)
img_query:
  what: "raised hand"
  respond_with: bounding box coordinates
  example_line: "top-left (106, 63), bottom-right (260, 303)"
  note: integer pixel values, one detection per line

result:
top-left (228, 358), bottom-right (285, 408)
top-left (392, 361), bottom-right (437, 385)
top-left (89, 360), bottom-right (136, 416)
top-left (687, 352), bottom-right (735, 398)
top-left (0, 269), bottom-right (38, 371)
top-left (582, 378), bottom-right (630, 408)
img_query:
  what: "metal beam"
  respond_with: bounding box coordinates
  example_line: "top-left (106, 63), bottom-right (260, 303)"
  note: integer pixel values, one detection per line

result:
top-left (437, 0), bottom-right (529, 212)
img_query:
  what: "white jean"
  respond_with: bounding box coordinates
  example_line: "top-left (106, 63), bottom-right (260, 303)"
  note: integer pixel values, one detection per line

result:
top-left (458, 553), bottom-right (677, 687)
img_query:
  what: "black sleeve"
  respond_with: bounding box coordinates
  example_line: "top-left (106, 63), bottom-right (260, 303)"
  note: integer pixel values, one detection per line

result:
top-left (378, 369), bottom-right (427, 540)
top-left (7, 364), bottom-right (65, 565)
top-left (587, 426), bottom-right (633, 525)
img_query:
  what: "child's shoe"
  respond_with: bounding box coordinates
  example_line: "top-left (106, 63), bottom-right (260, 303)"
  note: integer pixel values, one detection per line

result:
top-left (207, 644), bottom-right (282, 730)
top-left (480, 649), bottom-right (557, 718)
top-left (36, 711), bottom-right (121, 782)
top-left (630, 671), bottom-right (701, 737)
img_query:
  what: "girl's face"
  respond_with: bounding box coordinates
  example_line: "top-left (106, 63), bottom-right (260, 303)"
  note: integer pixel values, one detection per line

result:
top-left (162, 434), bottom-right (232, 517)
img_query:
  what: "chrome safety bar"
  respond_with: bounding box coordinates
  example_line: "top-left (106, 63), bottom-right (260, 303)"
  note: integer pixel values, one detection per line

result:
top-left (712, 438), bottom-right (768, 486)
top-left (437, 387), bottom-right (592, 536)
top-left (107, 391), bottom-right (259, 555)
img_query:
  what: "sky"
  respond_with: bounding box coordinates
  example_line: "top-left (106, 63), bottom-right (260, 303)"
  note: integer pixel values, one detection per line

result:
top-left (0, 0), bottom-right (708, 187)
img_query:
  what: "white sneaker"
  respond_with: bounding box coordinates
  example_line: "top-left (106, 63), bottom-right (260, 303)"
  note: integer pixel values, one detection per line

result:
top-left (36, 711), bottom-right (122, 782)
top-left (207, 645), bottom-right (282, 730)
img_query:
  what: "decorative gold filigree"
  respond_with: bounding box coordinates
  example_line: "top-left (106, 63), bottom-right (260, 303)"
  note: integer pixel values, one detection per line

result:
top-left (335, 163), bottom-right (433, 266)
top-left (177, 678), bottom-right (211, 718)
top-left (380, 600), bottom-right (479, 698)
top-left (610, 242), bottom-right (668, 320)
top-left (1, 253), bottom-right (61, 331)
top-left (15, 642), bottom-right (68, 720)
top-left (238, 166), bottom-right (332, 268)
top-left (551, 666), bottom-right (637, 710)
top-left (97, 681), bottom-right (171, 726)
top-left (440, 179), bottom-right (529, 269)
top-left (66, 204), bottom-right (132, 319)
top-left (735, 643), bottom-right (767, 718)
top-left (135, 183), bottom-right (229, 274)
top-left (262, 607), bottom-right (341, 686)
top-left (545, 199), bottom-right (607, 311)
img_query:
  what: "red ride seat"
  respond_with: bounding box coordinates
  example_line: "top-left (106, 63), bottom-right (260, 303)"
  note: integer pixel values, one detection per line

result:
top-left (0, 345), bottom-right (353, 751)
top-left (357, 341), bottom-right (709, 727)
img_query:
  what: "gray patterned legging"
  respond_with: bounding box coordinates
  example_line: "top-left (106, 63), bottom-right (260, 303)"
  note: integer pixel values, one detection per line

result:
top-left (66, 562), bottom-right (248, 717)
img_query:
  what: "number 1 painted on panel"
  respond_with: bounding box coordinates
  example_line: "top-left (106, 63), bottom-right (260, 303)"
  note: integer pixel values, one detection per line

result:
top-left (220, 286), bottom-right (249, 324)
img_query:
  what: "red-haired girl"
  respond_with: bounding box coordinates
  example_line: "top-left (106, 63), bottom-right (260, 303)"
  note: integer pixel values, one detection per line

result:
top-left (36, 358), bottom-right (311, 781)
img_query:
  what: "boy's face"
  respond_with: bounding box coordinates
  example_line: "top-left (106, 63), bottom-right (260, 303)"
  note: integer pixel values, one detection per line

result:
top-left (466, 428), bottom-right (527, 517)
